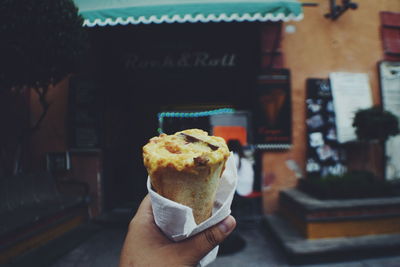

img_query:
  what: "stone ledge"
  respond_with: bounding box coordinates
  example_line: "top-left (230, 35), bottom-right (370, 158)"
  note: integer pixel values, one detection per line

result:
top-left (263, 214), bottom-right (400, 265)
top-left (280, 189), bottom-right (400, 223)
top-left (281, 188), bottom-right (400, 212)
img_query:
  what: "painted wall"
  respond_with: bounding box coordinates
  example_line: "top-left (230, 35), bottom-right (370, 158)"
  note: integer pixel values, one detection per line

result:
top-left (262, 0), bottom-right (400, 213)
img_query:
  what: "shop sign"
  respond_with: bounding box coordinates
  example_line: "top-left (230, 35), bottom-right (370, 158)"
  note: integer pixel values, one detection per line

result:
top-left (124, 52), bottom-right (237, 70)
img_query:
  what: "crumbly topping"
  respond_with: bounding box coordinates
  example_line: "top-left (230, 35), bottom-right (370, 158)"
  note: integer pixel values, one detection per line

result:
top-left (143, 129), bottom-right (229, 175)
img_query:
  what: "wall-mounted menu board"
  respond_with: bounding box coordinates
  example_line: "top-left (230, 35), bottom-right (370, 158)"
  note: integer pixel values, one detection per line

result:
top-left (329, 72), bottom-right (373, 144)
top-left (379, 61), bottom-right (400, 180)
top-left (254, 69), bottom-right (292, 150)
top-left (305, 79), bottom-right (347, 178)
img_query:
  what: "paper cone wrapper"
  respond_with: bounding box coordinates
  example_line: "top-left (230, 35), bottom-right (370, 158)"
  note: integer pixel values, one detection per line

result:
top-left (147, 153), bottom-right (237, 266)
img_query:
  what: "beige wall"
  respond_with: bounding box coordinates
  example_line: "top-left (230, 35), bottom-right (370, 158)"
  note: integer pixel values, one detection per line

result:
top-left (262, 0), bottom-right (400, 213)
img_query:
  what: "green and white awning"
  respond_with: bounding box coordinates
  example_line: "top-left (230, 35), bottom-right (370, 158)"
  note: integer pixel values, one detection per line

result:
top-left (74, 0), bottom-right (303, 27)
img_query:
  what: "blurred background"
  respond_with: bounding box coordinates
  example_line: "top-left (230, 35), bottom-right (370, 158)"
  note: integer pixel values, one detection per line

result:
top-left (1, 0), bottom-right (400, 266)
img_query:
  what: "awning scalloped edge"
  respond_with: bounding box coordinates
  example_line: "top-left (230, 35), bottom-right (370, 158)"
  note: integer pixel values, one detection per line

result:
top-left (82, 12), bottom-right (304, 27)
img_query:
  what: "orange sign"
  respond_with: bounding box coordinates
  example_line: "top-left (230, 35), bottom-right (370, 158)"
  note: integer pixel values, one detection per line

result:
top-left (213, 126), bottom-right (247, 145)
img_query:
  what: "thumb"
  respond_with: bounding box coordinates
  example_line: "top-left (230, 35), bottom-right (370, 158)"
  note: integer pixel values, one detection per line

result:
top-left (176, 215), bottom-right (236, 265)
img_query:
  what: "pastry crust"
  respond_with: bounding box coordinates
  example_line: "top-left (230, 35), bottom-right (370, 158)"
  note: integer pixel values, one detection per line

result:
top-left (143, 129), bottom-right (229, 224)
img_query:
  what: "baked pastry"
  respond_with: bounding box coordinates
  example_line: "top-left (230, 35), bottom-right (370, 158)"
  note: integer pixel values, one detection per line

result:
top-left (143, 129), bottom-right (230, 224)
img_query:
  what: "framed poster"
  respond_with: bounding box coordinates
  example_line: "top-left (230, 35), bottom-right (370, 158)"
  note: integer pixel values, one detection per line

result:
top-left (305, 79), bottom-right (346, 178)
top-left (379, 61), bottom-right (400, 180)
top-left (254, 69), bottom-right (292, 150)
top-left (68, 75), bottom-right (102, 150)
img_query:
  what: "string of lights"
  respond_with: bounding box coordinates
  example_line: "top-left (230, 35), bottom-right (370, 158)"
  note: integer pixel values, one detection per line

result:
top-left (157, 108), bottom-right (235, 133)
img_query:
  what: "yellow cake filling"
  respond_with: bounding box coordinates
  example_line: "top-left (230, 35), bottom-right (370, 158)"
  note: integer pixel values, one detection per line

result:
top-left (143, 129), bottom-right (229, 175)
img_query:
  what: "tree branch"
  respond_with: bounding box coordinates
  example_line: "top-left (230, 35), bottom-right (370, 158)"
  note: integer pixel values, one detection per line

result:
top-left (31, 87), bottom-right (51, 132)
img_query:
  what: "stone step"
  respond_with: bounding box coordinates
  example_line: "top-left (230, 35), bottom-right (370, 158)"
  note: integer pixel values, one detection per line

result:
top-left (280, 189), bottom-right (400, 218)
top-left (263, 214), bottom-right (400, 265)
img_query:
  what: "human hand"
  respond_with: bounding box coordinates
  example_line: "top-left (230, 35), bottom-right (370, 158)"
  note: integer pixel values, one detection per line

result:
top-left (119, 195), bottom-right (236, 267)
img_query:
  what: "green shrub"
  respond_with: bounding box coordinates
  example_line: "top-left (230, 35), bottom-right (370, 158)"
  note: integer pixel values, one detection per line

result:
top-left (353, 106), bottom-right (399, 142)
top-left (300, 171), bottom-right (397, 199)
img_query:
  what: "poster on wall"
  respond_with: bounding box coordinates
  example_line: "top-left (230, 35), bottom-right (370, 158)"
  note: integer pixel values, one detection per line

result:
top-left (330, 72), bottom-right (373, 143)
top-left (379, 61), bottom-right (400, 180)
top-left (305, 79), bottom-right (347, 178)
top-left (254, 69), bottom-right (292, 150)
top-left (68, 75), bottom-right (102, 150)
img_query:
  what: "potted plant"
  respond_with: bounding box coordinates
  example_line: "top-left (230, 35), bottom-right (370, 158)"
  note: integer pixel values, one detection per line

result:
top-left (347, 106), bottom-right (399, 180)
top-left (352, 106), bottom-right (399, 142)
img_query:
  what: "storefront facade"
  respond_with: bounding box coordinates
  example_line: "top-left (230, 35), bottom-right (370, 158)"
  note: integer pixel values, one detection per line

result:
top-left (28, 0), bottom-right (400, 216)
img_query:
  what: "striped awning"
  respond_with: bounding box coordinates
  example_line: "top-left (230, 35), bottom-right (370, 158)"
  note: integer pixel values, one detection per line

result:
top-left (73, 0), bottom-right (303, 27)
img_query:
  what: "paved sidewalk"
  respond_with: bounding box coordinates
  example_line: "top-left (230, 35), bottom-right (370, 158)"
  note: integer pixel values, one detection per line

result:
top-left (46, 220), bottom-right (400, 267)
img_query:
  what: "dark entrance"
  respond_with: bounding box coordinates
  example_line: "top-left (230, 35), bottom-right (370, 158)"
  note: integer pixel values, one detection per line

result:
top-left (80, 22), bottom-right (261, 211)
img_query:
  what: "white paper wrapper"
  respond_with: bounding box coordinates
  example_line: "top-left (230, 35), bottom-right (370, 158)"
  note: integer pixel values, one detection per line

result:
top-left (147, 153), bottom-right (237, 267)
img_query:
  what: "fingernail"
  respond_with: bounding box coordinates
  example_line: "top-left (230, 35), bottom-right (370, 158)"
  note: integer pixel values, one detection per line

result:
top-left (218, 216), bottom-right (236, 234)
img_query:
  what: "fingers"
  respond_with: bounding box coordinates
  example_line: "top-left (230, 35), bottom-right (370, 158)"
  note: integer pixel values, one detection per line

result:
top-left (127, 194), bottom-right (171, 248)
top-left (176, 215), bottom-right (236, 265)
